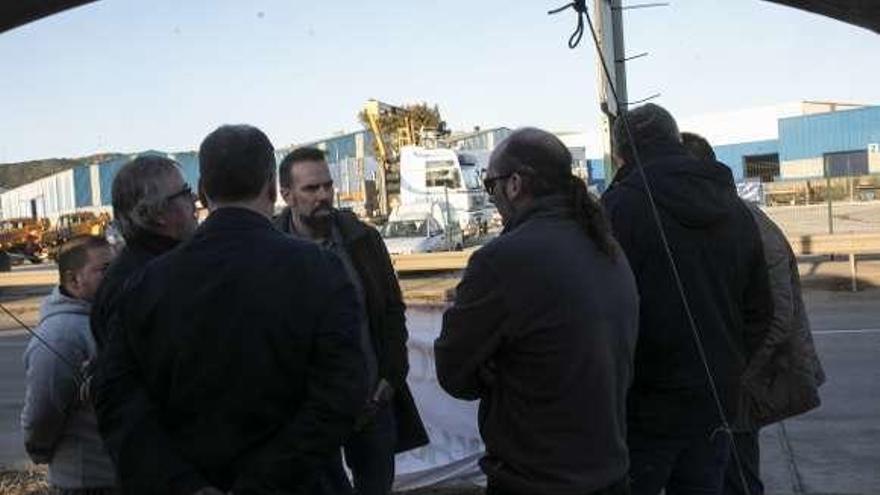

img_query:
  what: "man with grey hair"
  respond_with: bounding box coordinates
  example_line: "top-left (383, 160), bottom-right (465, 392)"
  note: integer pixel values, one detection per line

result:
top-left (602, 104), bottom-right (773, 495)
top-left (91, 155), bottom-right (197, 349)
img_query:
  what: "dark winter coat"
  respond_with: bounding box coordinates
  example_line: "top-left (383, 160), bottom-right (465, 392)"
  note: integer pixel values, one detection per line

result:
top-left (435, 196), bottom-right (639, 495)
top-left (92, 208), bottom-right (368, 495)
top-left (739, 202), bottom-right (825, 429)
top-left (90, 230), bottom-right (179, 350)
top-left (602, 143), bottom-right (774, 437)
top-left (274, 207), bottom-right (429, 453)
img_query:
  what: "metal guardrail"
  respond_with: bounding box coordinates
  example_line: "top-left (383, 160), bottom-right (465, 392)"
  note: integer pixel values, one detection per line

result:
top-left (789, 232), bottom-right (880, 291)
top-left (391, 233), bottom-right (880, 291)
top-left (788, 232), bottom-right (880, 256)
top-left (390, 250), bottom-right (471, 272)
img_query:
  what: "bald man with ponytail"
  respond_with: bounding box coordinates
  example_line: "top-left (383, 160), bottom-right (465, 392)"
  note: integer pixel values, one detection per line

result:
top-left (435, 128), bottom-right (639, 495)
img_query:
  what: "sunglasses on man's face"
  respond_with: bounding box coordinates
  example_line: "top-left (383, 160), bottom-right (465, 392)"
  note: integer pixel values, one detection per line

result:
top-left (483, 174), bottom-right (513, 195)
top-left (166, 184), bottom-right (195, 202)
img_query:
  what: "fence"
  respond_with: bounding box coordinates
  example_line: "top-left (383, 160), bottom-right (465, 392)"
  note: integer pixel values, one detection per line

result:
top-left (756, 174), bottom-right (880, 237)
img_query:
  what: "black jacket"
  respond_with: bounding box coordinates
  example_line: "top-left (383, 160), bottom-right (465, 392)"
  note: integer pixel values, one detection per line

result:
top-left (435, 197), bottom-right (639, 495)
top-left (92, 208), bottom-right (368, 495)
top-left (90, 230), bottom-right (179, 349)
top-left (602, 143), bottom-right (773, 436)
top-left (274, 207), bottom-right (429, 453)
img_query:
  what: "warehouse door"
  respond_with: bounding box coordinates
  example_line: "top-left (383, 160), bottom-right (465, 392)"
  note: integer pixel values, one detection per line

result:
top-left (744, 153), bottom-right (780, 182)
top-left (824, 150), bottom-right (869, 177)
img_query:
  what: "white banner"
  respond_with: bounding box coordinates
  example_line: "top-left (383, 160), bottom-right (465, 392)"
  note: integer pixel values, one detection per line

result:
top-left (736, 181), bottom-right (764, 204)
top-left (393, 308), bottom-right (486, 491)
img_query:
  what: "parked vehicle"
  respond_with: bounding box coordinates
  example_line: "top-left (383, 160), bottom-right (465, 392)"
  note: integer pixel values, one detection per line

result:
top-left (398, 146), bottom-right (493, 238)
top-left (42, 211), bottom-right (111, 259)
top-left (0, 217), bottom-right (49, 264)
top-left (381, 203), bottom-right (464, 255)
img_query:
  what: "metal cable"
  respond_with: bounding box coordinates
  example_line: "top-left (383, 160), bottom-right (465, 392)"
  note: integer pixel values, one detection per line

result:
top-left (550, 3), bottom-right (754, 493)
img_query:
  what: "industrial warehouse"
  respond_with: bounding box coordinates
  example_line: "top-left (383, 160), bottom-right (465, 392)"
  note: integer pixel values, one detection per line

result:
top-left (2, 100), bottom-right (879, 222)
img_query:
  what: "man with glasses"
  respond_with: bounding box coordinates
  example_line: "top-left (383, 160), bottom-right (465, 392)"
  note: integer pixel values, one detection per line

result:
top-left (436, 128), bottom-right (638, 495)
top-left (91, 155), bottom-right (198, 349)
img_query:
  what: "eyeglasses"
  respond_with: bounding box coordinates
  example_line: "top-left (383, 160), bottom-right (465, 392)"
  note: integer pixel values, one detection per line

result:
top-left (483, 174), bottom-right (513, 195)
top-left (165, 184), bottom-right (195, 203)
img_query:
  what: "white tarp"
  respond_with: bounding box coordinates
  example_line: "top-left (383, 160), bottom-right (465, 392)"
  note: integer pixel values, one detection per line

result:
top-left (392, 308), bottom-right (486, 491)
top-left (736, 181), bottom-right (764, 204)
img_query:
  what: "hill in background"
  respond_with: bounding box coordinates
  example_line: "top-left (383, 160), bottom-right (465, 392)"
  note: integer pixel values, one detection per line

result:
top-left (0, 153), bottom-right (123, 190)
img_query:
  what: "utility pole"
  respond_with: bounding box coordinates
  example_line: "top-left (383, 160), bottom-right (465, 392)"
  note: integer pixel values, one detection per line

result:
top-left (595, 0), bottom-right (628, 187)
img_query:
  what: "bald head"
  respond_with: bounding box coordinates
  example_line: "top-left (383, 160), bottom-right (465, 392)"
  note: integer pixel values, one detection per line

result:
top-left (489, 127), bottom-right (572, 187)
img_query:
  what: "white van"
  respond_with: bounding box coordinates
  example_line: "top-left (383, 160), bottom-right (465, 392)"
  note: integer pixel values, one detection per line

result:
top-left (380, 203), bottom-right (464, 255)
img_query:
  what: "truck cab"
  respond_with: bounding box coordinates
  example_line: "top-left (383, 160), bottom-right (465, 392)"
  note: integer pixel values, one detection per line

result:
top-left (398, 146), bottom-right (492, 238)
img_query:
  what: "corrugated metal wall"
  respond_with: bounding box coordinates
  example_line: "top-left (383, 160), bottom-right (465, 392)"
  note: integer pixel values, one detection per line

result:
top-left (0, 169), bottom-right (76, 220)
top-left (98, 156), bottom-right (131, 206)
top-left (713, 139), bottom-right (780, 181)
top-left (779, 106), bottom-right (880, 161)
top-left (170, 152), bottom-right (200, 189)
top-left (450, 128), bottom-right (513, 151)
top-left (73, 165), bottom-right (92, 208)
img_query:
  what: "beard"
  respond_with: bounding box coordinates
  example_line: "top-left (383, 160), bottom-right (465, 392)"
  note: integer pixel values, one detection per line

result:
top-left (299, 202), bottom-right (334, 232)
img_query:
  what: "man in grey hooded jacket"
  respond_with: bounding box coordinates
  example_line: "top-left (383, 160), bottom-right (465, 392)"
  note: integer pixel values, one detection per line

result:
top-left (22, 235), bottom-right (116, 494)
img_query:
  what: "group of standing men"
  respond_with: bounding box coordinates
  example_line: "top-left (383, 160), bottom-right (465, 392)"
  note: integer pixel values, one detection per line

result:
top-left (23, 125), bottom-right (427, 495)
top-left (21, 104), bottom-right (824, 495)
top-left (435, 106), bottom-right (824, 495)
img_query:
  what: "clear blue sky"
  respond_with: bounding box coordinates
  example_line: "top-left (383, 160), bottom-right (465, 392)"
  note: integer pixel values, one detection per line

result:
top-left (1, 0), bottom-right (878, 162)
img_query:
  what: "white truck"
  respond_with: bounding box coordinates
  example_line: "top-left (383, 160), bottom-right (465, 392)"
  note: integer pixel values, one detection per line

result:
top-left (397, 146), bottom-right (492, 238)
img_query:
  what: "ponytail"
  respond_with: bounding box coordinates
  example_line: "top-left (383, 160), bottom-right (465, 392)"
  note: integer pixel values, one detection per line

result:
top-left (567, 175), bottom-right (618, 259)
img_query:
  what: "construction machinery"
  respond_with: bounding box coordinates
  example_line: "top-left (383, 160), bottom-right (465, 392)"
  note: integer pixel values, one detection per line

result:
top-left (41, 211), bottom-right (111, 259)
top-left (0, 217), bottom-right (50, 264)
top-left (362, 99), bottom-right (450, 218)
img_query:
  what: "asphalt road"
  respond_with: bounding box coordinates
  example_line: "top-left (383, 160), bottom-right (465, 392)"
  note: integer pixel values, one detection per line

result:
top-left (0, 289), bottom-right (877, 494)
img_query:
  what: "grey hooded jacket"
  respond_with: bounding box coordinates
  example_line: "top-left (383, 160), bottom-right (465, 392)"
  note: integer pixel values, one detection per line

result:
top-left (21, 287), bottom-right (116, 489)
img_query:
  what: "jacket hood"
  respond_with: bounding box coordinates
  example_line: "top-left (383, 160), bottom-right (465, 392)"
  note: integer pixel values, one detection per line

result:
top-left (615, 144), bottom-right (738, 228)
top-left (39, 286), bottom-right (91, 322)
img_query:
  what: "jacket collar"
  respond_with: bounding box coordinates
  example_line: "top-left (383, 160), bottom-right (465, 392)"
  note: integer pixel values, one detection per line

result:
top-left (502, 194), bottom-right (572, 234)
top-left (273, 206), bottom-right (370, 246)
top-left (200, 207), bottom-right (274, 233)
top-left (124, 228), bottom-right (181, 256)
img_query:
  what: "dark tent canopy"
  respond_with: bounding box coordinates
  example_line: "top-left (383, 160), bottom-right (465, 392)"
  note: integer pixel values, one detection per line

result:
top-left (3, 2), bottom-right (879, 35)
top-left (0, 1), bottom-right (97, 33)
top-left (764, 0), bottom-right (880, 34)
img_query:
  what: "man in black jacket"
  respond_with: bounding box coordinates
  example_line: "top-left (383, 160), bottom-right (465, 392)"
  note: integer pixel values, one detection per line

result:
top-left (602, 104), bottom-right (773, 495)
top-left (275, 147), bottom-right (428, 495)
top-left (91, 155), bottom-right (198, 349)
top-left (436, 128), bottom-right (639, 495)
top-left (92, 125), bottom-right (368, 495)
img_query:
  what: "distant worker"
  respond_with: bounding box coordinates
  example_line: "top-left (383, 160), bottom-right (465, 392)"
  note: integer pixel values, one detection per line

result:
top-left (603, 104), bottom-right (774, 495)
top-left (90, 155), bottom-right (198, 350)
top-left (435, 128), bottom-right (638, 495)
top-left (22, 235), bottom-right (116, 495)
top-left (275, 147), bottom-right (428, 495)
top-left (682, 131), bottom-right (826, 495)
top-left (92, 125), bottom-right (368, 494)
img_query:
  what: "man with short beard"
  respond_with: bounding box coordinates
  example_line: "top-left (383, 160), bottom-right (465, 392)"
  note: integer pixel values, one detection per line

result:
top-left (274, 147), bottom-right (428, 495)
